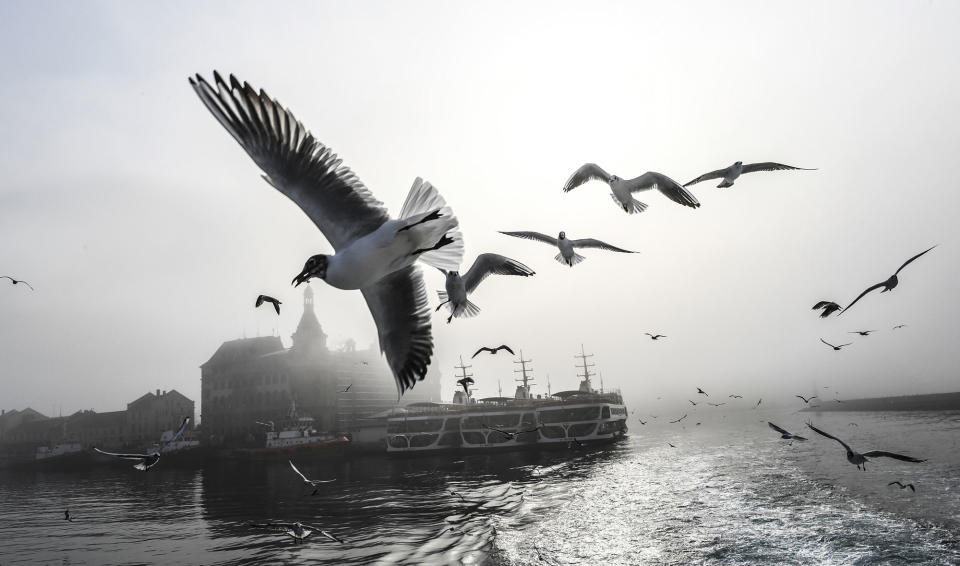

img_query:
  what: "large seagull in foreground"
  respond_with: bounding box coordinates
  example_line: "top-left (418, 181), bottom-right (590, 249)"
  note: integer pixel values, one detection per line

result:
top-left (190, 72), bottom-right (463, 398)
top-left (563, 163), bottom-right (700, 214)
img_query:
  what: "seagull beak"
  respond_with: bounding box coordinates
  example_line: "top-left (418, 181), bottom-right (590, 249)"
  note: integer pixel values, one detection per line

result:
top-left (291, 269), bottom-right (310, 287)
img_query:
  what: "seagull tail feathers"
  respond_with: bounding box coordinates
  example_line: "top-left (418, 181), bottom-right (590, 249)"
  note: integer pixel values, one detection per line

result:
top-left (612, 193), bottom-right (647, 214)
top-left (453, 299), bottom-right (480, 319)
top-left (717, 180), bottom-right (734, 188)
top-left (556, 252), bottom-right (585, 267)
top-left (400, 178), bottom-right (463, 271)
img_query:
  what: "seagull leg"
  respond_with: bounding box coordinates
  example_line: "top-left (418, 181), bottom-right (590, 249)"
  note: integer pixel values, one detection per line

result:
top-left (397, 209), bottom-right (442, 232)
top-left (412, 234), bottom-right (454, 256)
top-left (435, 300), bottom-right (449, 312)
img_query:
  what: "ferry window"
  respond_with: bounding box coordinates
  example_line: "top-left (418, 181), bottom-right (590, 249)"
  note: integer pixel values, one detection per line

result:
top-left (388, 436), bottom-right (409, 449)
top-left (462, 432), bottom-right (485, 445)
top-left (539, 407), bottom-right (600, 424)
top-left (569, 423), bottom-right (597, 437)
top-left (438, 432), bottom-right (459, 446)
top-left (521, 413), bottom-right (536, 427)
top-left (540, 425), bottom-right (565, 439)
top-left (601, 406), bottom-right (611, 419)
top-left (486, 431), bottom-right (509, 444)
top-left (410, 434), bottom-right (439, 448)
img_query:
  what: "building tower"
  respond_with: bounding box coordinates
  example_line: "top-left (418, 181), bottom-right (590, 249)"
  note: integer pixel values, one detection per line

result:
top-left (291, 285), bottom-right (328, 353)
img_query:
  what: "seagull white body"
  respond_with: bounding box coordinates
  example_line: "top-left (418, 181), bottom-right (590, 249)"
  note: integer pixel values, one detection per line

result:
top-left (806, 423), bottom-right (926, 470)
top-left (94, 416), bottom-right (190, 471)
top-left (249, 521), bottom-right (343, 543)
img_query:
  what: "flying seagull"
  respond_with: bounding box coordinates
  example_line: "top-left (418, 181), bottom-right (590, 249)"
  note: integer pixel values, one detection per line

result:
top-left (841, 246), bottom-right (937, 315)
top-left (849, 330), bottom-right (876, 336)
top-left (707, 402), bottom-right (726, 407)
top-left (255, 420), bottom-right (275, 430)
top-left (1, 276), bottom-right (34, 290)
top-left (436, 254), bottom-right (534, 323)
top-left (887, 481), bottom-right (916, 492)
top-left (457, 376), bottom-right (474, 395)
top-left (563, 163), bottom-right (700, 213)
top-left (340, 384), bottom-right (352, 393)
top-left (812, 301), bottom-right (841, 318)
top-left (669, 414), bottom-right (688, 423)
top-left (499, 230), bottom-right (634, 267)
top-left (288, 460), bottom-right (337, 496)
top-left (892, 324), bottom-right (907, 330)
top-left (820, 338), bottom-right (851, 351)
top-left (755, 399), bottom-right (762, 408)
top-left (449, 490), bottom-right (467, 502)
top-left (768, 422), bottom-right (807, 441)
top-left (637, 419), bottom-right (647, 425)
top-left (683, 161), bottom-right (815, 189)
top-left (94, 416), bottom-right (190, 471)
top-left (255, 294), bottom-right (282, 315)
top-left (689, 400), bottom-right (698, 406)
top-left (729, 395), bottom-right (743, 399)
top-left (472, 345), bottom-right (515, 358)
top-left (795, 395), bottom-right (818, 404)
top-left (806, 423), bottom-right (926, 470)
top-left (645, 333), bottom-right (666, 340)
top-left (248, 522), bottom-right (343, 543)
top-left (482, 424), bottom-right (541, 440)
top-left (697, 388), bottom-right (709, 396)
top-left (190, 72), bottom-right (463, 399)
top-left (668, 442), bottom-right (676, 448)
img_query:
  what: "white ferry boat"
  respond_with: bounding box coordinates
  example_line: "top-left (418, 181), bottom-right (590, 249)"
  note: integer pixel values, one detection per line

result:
top-left (387, 348), bottom-right (628, 454)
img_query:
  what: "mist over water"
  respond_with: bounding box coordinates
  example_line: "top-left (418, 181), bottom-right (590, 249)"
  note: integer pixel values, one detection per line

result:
top-left (2, 411), bottom-right (957, 565)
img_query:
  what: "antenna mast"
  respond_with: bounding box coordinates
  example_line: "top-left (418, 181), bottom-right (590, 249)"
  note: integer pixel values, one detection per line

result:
top-left (454, 355), bottom-right (474, 396)
top-left (513, 349), bottom-right (535, 399)
top-left (547, 374), bottom-right (552, 396)
top-left (498, 379), bottom-right (502, 397)
top-left (575, 344), bottom-right (596, 393)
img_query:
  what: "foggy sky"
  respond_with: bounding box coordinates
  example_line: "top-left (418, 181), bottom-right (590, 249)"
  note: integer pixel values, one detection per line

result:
top-left (2, 1), bottom-right (959, 419)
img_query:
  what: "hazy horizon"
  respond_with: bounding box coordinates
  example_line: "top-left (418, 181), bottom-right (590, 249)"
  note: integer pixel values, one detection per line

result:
top-left (2, 1), bottom-right (959, 420)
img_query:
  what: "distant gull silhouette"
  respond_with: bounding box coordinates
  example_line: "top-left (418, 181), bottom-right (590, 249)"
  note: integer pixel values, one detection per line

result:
top-left (795, 395), bottom-right (817, 404)
top-left (288, 460), bottom-right (337, 496)
top-left (768, 422), bottom-right (807, 441)
top-left (755, 399), bottom-right (762, 408)
top-left (436, 254), bottom-right (534, 323)
top-left (841, 245), bottom-right (937, 315)
top-left (806, 423), bottom-right (926, 470)
top-left (707, 402), bottom-right (726, 407)
top-left (457, 376), bottom-right (474, 394)
top-left (684, 161), bottom-right (815, 188)
top-left (1, 276), bottom-right (34, 290)
top-left (669, 414), bottom-right (688, 423)
top-left (499, 230), bottom-right (634, 267)
top-left (812, 301), bottom-right (841, 318)
top-left (482, 423), bottom-right (541, 440)
top-left (94, 416), bottom-right (189, 471)
top-left (645, 333), bottom-right (667, 340)
top-left (340, 384), bottom-right (352, 393)
top-left (697, 388), bottom-right (709, 396)
top-left (689, 400), bottom-right (698, 406)
top-left (255, 294), bottom-right (281, 315)
top-left (472, 345), bottom-right (515, 358)
top-left (190, 72), bottom-right (463, 399)
top-left (668, 443), bottom-right (676, 448)
top-left (729, 394), bottom-right (742, 399)
top-left (248, 522), bottom-right (343, 543)
top-left (563, 163), bottom-right (700, 213)
top-left (892, 324), bottom-right (907, 330)
top-left (849, 330), bottom-right (876, 336)
top-left (820, 338), bottom-right (852, 351)
top-left (255, 420), bottom-right (275, 430)
top-left (887, 481), bottom-right (916, 492)
top-left (449, 490), bottom-right (467, 501)
top-left (637, 419), bottom-right (647, 425)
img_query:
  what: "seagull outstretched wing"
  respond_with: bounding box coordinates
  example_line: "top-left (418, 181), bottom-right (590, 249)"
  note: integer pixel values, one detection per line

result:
top-left (160, 417), bottom-right (191, 451)
top-left (189, 72), bottom-right (390, 251)
top-left (569, 238), bottom-right (634, 253)
top-left (94, 448), bottom-right (152, 460)
top-left (893, 245), bottom-right (937, 276)
top-left (841, 282), bottom-right (886, 314)
top-left (683, 168), bottom-right (727, 187)
top-left (462, 254), bottom-right (535, 294)
top-left (806, 423), bottom-right (853, 453)
top-left (624, 172), bottom-right (700, 208)
top-left (740, 162), bottom-right (815, 174)
top-left (768, 422), bottom-right (790, 436)
top-left (302, 523), bottom-right (345, 543)
top-left (499, 231), bottom-right (558, 247)
top-left (563, 163), bottom-right (613, 192)
top-left (360, 266), bottom-right (432, 398)
top-left (861, 451), bottom-right (926, 463)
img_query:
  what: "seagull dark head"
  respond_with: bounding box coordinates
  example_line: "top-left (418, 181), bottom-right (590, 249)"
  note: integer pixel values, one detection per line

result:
top-left (734, 161), bottom-right (742, 166)
top-left (292, 255), bottom-right (328, 286)
top-left (558, 231), bottom-right (566, 240)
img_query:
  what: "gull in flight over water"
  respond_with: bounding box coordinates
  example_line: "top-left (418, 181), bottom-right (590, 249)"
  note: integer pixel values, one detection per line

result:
top-left (888, 481), bottom-right (916, 492)
top-left (795, 395), bottom-right (817, 404)
top-left (563, 163), bottom-right (700, 213)
top-left (820, 338), bottom-right (852, 351)
top-left (255, 294), bottom-right (281, 315)
top-left (436, 254), bottom-right (534, 323)
top-left (94, 416), bottom-right (190, 471)
top-left (806, 423), bottom-right (926, 471)
top-left (499, 231), bottom-right (634, 267)
top-left (190, 72), bottom-right (464, 398)
top-left (248, 522), bottom-right (343, 543)
top-left (457, 376), bottom-right (474, 395)
top-left (812, 301), bottom-right (841, 318)
top-left (768, 422), bottom-right (807, 441)
top-left (669, 414), bottom-right (688, 424)
top-left (841, 246), bottom-right (937, 315)
top-left (697, 388), bottom-right (709, 397)
top-left (288, 460), bottom-right (337, 496)
top-left (1, 276), bottom-right (34, 290)
top-left (729, 395), bottom-right (743, 399)
top-left (482, 423), bottom-right (541, 440)
top-left (645, 333), bottom-right (666, 340)
top-left (684, 161), bottom-right (815, 188)
top-left (472, 345), bottom-right (515, 358)
top-left (849, 330), bottom-right (876, 336)
top-left (892, 324), bottom-right (907, 330)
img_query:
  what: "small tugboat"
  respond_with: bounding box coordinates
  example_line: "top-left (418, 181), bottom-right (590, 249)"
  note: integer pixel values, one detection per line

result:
top-left (386, 346), bottom-right (628, 454)
top-left (228, 401), bottom-right (349, 460)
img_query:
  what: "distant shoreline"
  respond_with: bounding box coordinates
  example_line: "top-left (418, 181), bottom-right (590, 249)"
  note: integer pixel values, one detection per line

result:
top-left (802, 391), bottom-right (960, 412)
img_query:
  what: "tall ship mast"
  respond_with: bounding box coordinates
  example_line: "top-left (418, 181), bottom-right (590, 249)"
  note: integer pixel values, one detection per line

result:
top-left (385, 346), bottom-right (628, 454)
